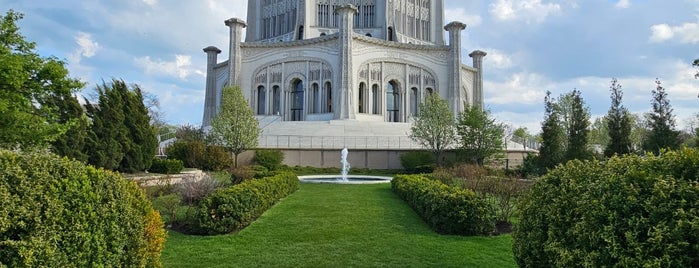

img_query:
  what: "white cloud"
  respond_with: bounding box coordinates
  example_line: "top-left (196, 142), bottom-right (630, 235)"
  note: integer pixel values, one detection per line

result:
top-left (135, 54), bottom-right (204, 80)
top-left (615, 0), bottom-right (631, 9)
top-left (481, 48), bottom-right (515, 70)
top-left (68, 32), bottom-right (100, 64)
top-left (142, 0), bottom-right (157, 6)
top-left (649, 22), bottom-right (699, 44)
top-left (445, 8), bottom-right (482, 27)
top-left (485, 72), bottom-right (550, 105)
top-left (489, 0), bottom-right (562, 24)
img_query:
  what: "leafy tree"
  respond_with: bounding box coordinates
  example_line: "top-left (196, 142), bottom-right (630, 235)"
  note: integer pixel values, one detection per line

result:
top-left (210, 86), bottom-right (259, 167)
top-left (176, 124), bottom-right (205, 142)
top-left (564, 89), bottom-right (592, 161)
top-left (537, 91), bottom-right (564, 170)
top-left (588, 117), bottom-right (609, 148)
top-left (0, 10), bottom-right (84, 148)
top-left (456, 105), bottom-right (505, 166)
top-left (604, 78), bottom-right (632, 157)
top-left (408, 93), bottom-right (456, 166)
top-left (643, 79), bottom-right (680, 154)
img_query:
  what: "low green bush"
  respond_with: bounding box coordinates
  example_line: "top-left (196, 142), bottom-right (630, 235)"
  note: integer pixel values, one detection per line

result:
top-left (150, 157), bottom-right (184, 174)
top-left (254, 149), bottom-right (284, 170)
top-left (0, 150), bottom-right (166, 267)
top-left (400, 151), bottom-right (435, 173)
top-left (201, 145), bottom-right (232, 171)
top-left (196, 172), bottom-right (299, 235)
top-left (391, 175), bottom-right (495, 236)
top-left (513, 148), bottom-right (699, 267)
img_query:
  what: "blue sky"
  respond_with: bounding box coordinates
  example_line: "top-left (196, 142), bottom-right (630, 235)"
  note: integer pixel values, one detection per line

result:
top-left (2, 0), bottom-right (698, 133)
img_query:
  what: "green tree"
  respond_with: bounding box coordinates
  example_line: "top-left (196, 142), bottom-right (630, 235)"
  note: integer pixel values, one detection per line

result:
top-left (210, 86), bottom-right (259, 167)
top-left (604, 78), bottom-right (632, 157)
top-left (588, 117), bottom-right (609, 148)
top-left (408, 93), bottom-right (456, 166)
top-left (120, 81), bottom-right (158, 172)
top-left (564, 89), bottom-right (591, 161)
top-left (456, 105), bottom-right (505, 166)
top-left (0, 10), bottom-right (84, 148)
top-left (643, 79), bottom-right (680, 154)
top-left (538, 91), bottom-right (564, 170)
top-left (49, 93), bottom-right (89, 162)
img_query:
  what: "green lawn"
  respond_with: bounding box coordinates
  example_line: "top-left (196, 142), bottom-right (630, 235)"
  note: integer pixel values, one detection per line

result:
top-left (162, 183), bottom-right (516, 267)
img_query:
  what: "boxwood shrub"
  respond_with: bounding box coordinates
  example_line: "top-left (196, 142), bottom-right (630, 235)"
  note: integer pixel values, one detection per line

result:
top-left (513, 148), bottom-right (699, 267)
top-left (149, 157), bottom-right (184, 174)
top-left (391, 174), bottom-right (495, 235)
top-left (197, 172), bottom-right (299, 235)
top-left (0, 150), bottom-right (166, 267)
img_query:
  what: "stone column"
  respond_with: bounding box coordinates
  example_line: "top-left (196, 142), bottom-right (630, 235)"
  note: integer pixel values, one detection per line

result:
top-left (336, 4), bottom-right (358, 120)
top-left (469, 50), bottom-right (487, 110)
top-left (202, 46), bottom-right (221, 128)
top-left (225, 18), bottom-right (247, 87)
top-left (444, 21), bottom-right (466, 116)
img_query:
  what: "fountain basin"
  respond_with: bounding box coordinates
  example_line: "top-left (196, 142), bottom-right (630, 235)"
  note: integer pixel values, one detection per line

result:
top-left (298, 175), bottom-right (392, 184)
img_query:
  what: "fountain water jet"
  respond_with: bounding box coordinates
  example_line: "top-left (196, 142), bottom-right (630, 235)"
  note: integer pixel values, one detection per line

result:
top-left (340, 148), bottom-right (350, 181)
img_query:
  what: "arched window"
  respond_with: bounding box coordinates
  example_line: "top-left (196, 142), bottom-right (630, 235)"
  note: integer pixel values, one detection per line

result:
top-left (358, 82), bottom-right (366, 113)
top-left (386, 81), bottom-right (400, 122)
top-left (298, 25), bottom-right (304, 40)
top-left (387, 27), bottom-right (394, 41)
top-left (426, 87), bottom-right (434, 95)
top-left (410, 87), bottom-right (418, 116)
top-left (257, 86), bottom-right (266, 115)
top-left (311, 83), bottom-right (320, 114)
top-left (324, 82), bottom-right (332, 113)
top-left (272, 85), bottom-right (281, 115)
top-left (372, 84), bottom-right (379, 114)
top-left (291, 80), bottom-right (304, 121)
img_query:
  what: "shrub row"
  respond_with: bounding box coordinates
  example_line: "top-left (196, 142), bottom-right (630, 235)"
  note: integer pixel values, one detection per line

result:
top-left (149, 157), bottom-right (184, 174)
top-left (513, 148), bottom-right (699, 267)
top-left (196, 172), bottom-right (300, 235)
top-left (391, 175), bottom-right (495, 235)
top-left (0, 150), bottom-right (166, 267)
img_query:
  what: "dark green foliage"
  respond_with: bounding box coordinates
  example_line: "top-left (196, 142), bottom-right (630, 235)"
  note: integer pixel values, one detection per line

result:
top-left (196, 172), bottom-right (299, 235)
top-left (254, 149), bottom-right (284, 170)
top-left (538, 91), bottom-right (564, 170)
top-left (564, 89), bottom-right (592, 161)
top-left (605, 78), bottom-right (633, 157)
top-left (391, 175), bottom-right (495, 235)
top-left (513, 148), bottom-right (699, 267)
top-left (50, 94), bottom-right (89, 162)
top-left (400, 151), bottom-right (435, 173)
top-left (456, 105), bottom-right (505, 166)
top-left (166, 141), bottom-right (205, 168)
top-left (643, 79), bottom-right (681, 155)
top-left (0, 10), bottom-right (85, 148)
top-left (149, 157), bottom-right (184, 174)
top-left (0, 149), bottom-right (165, 267)
top-left (201, 145), bottom-right (233, 171)
top-left (175, 124), bottom-right (204, 142)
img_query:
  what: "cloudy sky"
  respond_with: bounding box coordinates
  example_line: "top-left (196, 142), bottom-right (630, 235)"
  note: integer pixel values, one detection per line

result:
top-left (3, 0), bottom-right (698, 133)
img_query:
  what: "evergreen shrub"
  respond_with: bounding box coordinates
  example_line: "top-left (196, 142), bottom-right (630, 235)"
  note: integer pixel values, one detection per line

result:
top-left (391, 174), bottom-right (495, 235)
top-left (400, 151), bottom-right (435, 173)
top-left (149, 157), bottom-right (184, 174)
top-left (196, 172), bottom-right (299, 235)
top-left (0, 150), bottom-right (166, 267)
top-left (513, 148), bottom-right (699, 267)
top-left (254, 149), bottom-right (284, 170)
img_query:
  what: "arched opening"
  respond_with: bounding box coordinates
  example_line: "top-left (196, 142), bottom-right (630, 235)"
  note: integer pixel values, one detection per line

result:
top-left (410, 87), bottom-right (418, 116)
top-left (298, 25), bottom-right (304, 40)
top-left (358, 82), bottom-right (366, 113)
top-left (324, 82), bottom-right (333, 113)
top-left (257, 85), bottom-right (266, 115)
top-left (365, 33), bottom-right (372, 37)
top-left (387, 27), bottom-right (394, 41)
top-left (290, 80), bottom-right (304, 121)
top-left (320, 33), bottom-right (326, 36)
top-left (386, 80), bottom-right (401, 122)
top-left (272, 85), bottom-right (281, 115)
top-left (371, 84), bottom-right (379, 114)
top-left (311, 83), bottom-right (320, 114)
top-left (426, 87), bottom-right (434, 95)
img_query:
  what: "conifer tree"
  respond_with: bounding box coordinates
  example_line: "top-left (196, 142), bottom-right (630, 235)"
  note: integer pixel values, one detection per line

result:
top-left (210, 86), bottom-right (260, 167)
top-left (643, 79), bottom-right (680, 154)
top-left (49, 93), bottom-right (89, 162)
top-left (564, 89), bottom-right (591, 161)
top-left (538, 91), bottom-right (564, 170)
top-left (604, 78), bottom-right (632, 157)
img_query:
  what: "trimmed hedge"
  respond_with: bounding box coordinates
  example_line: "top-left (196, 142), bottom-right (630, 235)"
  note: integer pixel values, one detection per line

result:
top-left (197, 172), bottom-right (299, 235)
top-left (0, 150), bottom-right (166, 267)
top-left (149, 157), bottom-right (184, 174)
top-left (513, 148), bottom-right (699, 267)
top-left (391, 175), bottom-right (495, 235)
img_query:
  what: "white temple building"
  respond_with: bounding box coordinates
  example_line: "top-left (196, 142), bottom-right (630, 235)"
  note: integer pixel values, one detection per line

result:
top-left (201, 0), bottom-right (490, 168)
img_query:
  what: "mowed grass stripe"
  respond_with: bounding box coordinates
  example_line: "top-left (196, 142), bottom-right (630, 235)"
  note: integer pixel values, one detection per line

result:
top-left (161, 183), bottom-right (516, 268)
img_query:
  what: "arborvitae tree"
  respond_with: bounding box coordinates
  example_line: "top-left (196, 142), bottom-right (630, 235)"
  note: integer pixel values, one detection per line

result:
top-left (210, 86), bottom-right (259, 168)
top-left (119, 81), bottom-right (157, 172)
top-left (643, 79), bottom-right (681, 154)
top-left (49, 93), bottom-right (89, 162)
top-left (538, 91), bottom-right (564, 170)
top-left (409, 93), bottom-right (456, 166)
top-left (564, 90), bottom-right (591, 161)
top-left (604, 78), bottom-right (632, 157)
top-left (456, 105), bottom-right (505, 166)
top-left (0, 10), bottom-right (85, 148)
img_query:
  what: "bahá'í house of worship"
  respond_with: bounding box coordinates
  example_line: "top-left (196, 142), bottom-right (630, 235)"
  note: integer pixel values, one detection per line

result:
top-left (201, 0), bottom-right (493, 168)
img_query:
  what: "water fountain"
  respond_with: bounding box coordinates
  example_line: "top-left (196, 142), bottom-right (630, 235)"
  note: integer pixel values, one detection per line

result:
top-left (340, 147), bottom-right (350, 181)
